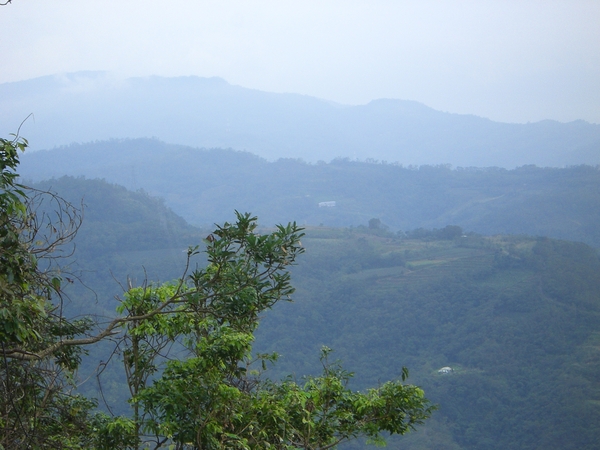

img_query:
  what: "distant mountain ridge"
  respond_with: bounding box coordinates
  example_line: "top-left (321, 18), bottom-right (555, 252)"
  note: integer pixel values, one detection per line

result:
top-left (19, 139), bottom-right (600, 248)
top-left (2, 72), bottom-right (599, 167)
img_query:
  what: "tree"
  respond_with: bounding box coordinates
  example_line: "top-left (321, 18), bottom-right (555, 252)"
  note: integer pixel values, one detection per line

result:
top-left (368, 218), bottom-right (381, 230)
top-left (1, 134), bottom-right (99, 448)
top-left (99, 213), bottom-right (433, 449)
top-left (1, 135), bottom-right (434, 448)
top-left (250, 349), bottom-right (432, 449)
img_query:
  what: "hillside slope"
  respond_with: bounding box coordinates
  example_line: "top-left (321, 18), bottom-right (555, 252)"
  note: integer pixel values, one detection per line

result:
top-left (20, 139), bottom-right (600, 248)
top-left (255, 228), bottom-right (600, 449)
top-left (29, 176), bottom-right (207, 315)
top-left (23, 177), bottom-right (600, 449)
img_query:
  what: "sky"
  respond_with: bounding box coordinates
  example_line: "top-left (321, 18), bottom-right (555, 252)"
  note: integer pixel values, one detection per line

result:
top-left (1, 0), bottom-right (599, 124)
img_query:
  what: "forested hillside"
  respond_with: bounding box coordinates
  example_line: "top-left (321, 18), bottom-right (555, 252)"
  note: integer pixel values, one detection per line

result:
top-left (20, 139), bottom-right (600, 248)
top-left (26, 177), bottom-right (210, 412)
top-left (25, 177), bottom-right (600, 450)
top-left (31, 176), bottom-right (205, 300)
top-left (256, 227), bottom-right (600, 449)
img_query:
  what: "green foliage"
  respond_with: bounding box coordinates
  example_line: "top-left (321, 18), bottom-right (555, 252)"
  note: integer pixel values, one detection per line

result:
top-left (255, 228), bottom-right (600, 449)
top-left (263, 348), bottom-right (432, 449)
top-left (92, 415), bottom-right (138, 450)
top-left (93, 213), bottom-right (432, 449)
top-left (0, 134), bottom-right (38, 345)
top-left (0, 135), bottom-right (102, 448)
top-left (3, 137), bottom-right (434, 448)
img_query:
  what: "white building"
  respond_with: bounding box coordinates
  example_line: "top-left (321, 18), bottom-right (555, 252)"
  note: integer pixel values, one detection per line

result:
top-left (318, 201), bottom-right (336, 207)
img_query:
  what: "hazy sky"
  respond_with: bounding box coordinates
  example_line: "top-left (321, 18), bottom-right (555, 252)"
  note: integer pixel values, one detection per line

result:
top-left (1, 0), bottom-right (599, 124)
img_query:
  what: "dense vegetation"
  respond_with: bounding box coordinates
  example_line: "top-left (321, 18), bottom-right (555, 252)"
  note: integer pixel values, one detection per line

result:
top-left (2, 140), bottom-right (433, 449)
top-left (16, 173), bottom-right (600, 449)
top-left (0, 136), bottom-right (99, 448)
top-left (20, 139), bottom-right (600, 248)
top-left (256, 227), bottom-right (600, 449)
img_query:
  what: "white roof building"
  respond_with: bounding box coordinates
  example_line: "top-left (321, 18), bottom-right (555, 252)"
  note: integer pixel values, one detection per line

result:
top-left (318, 201), bottom-right (336, 207)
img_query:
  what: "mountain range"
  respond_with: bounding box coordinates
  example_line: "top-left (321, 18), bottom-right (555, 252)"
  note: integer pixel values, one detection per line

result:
top-left (2, 71), bottom-right (599, 167)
